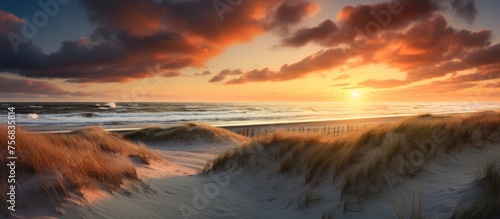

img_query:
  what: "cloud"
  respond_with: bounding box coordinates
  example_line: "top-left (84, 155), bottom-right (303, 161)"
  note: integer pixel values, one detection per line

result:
top-left (163, 71), bottom-right (181, 77)
top-left (358, 79), bottom-right (407, 88)
top-left (450, 0), bottom-right (478, 23)
top-left (227, 48), bottom-right (349, 84)
top-left (280, 19), bottom-right (337, 47)
top-left (353, 15), bottom-right (495, 88)
top-left (462, 44), bottom-right (500, 66)
top-left (443, 70), bottom-right (499, 84)
top-left (231, 12), bottom-right (496, 86)
top-left (209, 69), bottom-right (242, 83)
top-left (0, 0), bottom-right (317, 83)
top-left (270, 0), bottom-right (320, 32)
top-left (331, 83), bottom-right (350, 87)
top-left (230, 0), bottom-right (491, 87)
top-left (333, 74), bottom-right (351, 80)
top-left (0, 76), bottom-right (104, 97)
top-left (483, 81), bottom-right (500, 88)
top-left (194, 71), bottom-right (212, 76)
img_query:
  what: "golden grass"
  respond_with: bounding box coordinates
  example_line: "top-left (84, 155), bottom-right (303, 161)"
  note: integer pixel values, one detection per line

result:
top-left (124, 122), bottom-right (248, 143)
top-left (394, 190), bottom-right (424, 219)
top-left (0, 126), bottom-right (161, 212)
top-left (202, 112), bottom-right (500, 203)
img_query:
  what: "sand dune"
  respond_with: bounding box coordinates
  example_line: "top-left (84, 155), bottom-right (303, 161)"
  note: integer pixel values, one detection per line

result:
top-left (2, 112), bottom-right (500, 218)
top-left (0, 127), bottom-right (162, 218)
top-left (202, 111), bottom-right (500, 218)
top-left (123, 122), bottom-right (248, 144)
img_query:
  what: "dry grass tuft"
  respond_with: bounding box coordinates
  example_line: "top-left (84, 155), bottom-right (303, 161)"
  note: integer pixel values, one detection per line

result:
top-left (0, 126), bottom-right (162, 212)
top-left (394, 191), bottom-right (424, 219)
top-left (203, 112), bottom-right (500, 203)
top-left (123, 122), bottom-right (248, 143)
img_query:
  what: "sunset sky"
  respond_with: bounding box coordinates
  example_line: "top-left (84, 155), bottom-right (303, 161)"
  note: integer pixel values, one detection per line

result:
top-left (0, 0), bottom-right (499, 102)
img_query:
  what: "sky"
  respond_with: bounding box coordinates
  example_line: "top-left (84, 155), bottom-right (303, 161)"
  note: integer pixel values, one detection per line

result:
top-left (0, 0), bottom-right (499, 102)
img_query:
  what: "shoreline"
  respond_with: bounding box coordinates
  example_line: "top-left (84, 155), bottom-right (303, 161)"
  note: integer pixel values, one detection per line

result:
top-left (28, 111), bottom-right (481, 134)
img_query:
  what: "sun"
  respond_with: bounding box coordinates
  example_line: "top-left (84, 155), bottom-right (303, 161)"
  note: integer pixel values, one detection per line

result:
top-left (351, 91), bottom-right (360, 99)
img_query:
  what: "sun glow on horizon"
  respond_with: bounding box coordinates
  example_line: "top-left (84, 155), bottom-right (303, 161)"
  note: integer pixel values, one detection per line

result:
top-left (351, 90), bottom-right (360, 99)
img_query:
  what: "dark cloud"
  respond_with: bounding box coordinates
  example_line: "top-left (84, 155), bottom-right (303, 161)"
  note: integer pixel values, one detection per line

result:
top-left (338, 0), bottom-right (439, 30)
top-left (281, 19), bottom-right (337, 47)
top-left (0, 76), bottom-right (104, 97)
top-left (281, 0), bottom-right (442, 48)
top-left (462, 44), bottom-right (500, 66)
top-left (0, 0), bottom-right (316, 83)
top-left (269, 0), bottom-right (319, 32)
top-left (209, 69), bottom-right (242, 83)
top-left (450, 0), bottom-right (478, 23)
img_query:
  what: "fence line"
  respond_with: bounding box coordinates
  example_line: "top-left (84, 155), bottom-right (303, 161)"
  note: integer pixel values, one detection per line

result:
top-left (233, 124), bottom-right (370, 137)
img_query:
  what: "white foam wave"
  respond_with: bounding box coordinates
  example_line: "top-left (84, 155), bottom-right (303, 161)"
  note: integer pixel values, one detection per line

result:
top-left (104, 102), bottom-right (117, 108)
top-left (27, 113), bottom-right (39, 119)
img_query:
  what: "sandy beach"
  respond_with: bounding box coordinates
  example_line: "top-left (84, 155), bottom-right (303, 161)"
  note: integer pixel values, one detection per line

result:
top-left (1, 111), bottom-right (500, 218)
top-left (2, 0), bottom-right (500, 217)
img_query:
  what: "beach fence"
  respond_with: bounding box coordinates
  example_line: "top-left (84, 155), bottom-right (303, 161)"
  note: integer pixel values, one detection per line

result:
top-left (234, 124), bottom-right (370, 137)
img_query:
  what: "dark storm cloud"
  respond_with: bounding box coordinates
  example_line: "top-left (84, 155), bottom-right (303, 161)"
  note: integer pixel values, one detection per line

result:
top-left (0, 0), bottom-right (317, 83)
top-left (450, 0), bottom-right (478, 23)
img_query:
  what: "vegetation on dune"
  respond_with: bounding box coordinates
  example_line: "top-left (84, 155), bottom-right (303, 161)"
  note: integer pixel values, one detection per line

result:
top-left (123, 122), bottom-right (248, 143)
top-left (202, 111), bottom-right (500, 215)
top-left (452, 160), bottom-right (500, 218)
top-left (0, 126), bottom-right (162, 214)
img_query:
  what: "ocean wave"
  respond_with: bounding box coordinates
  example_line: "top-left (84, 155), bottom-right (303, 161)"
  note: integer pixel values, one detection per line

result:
top-left (104, 102), bottom-right (117, 108)
top-left (80, 113), bottom-right (95, 118)
top-left (27, 113), bottom-right (39, 119)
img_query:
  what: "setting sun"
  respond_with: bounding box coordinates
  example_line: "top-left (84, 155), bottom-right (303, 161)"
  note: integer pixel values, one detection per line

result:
top-left (351, 91), bottom-right (360, 99)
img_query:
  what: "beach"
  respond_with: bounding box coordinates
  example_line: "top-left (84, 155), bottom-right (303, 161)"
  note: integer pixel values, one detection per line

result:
top-left (2, 111), bottom-right (500, 218)
top-left (3, 0), bottom-right (500, 217)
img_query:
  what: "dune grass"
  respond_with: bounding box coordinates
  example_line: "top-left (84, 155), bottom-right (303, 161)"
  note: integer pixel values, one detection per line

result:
top-left (0, 126), bottom-right (161, 214)
top-left (451, 160), bottom-right (500, 218)
top-left (202, 111), bottom-right (500, 209)
top-left (124, 122), bottom-right (248, 143)
top-left (394, 190), bottom-right (424, 219)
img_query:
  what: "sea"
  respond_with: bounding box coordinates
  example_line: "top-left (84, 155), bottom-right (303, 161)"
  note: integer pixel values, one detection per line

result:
top-left (0, 102), bottom-right (499, 132)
